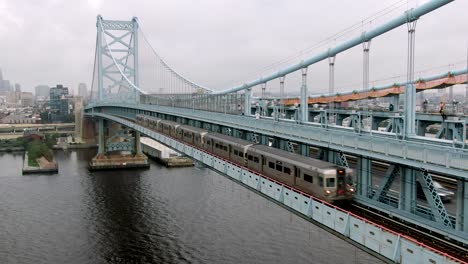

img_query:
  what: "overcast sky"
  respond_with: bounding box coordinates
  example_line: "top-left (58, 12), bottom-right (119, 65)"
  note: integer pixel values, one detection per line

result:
top-left (0, 0), bottom-right (467, 95)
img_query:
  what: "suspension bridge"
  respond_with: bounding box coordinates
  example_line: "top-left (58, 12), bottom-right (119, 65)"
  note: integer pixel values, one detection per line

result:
top-left (84, 0), bottom-right (468, 262)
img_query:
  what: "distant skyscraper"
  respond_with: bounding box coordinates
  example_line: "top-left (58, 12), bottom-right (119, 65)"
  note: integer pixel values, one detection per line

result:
top-left (78, 83), bottom-right (87, 98)
top-left (35, 85), bottom-right (50, 97)
top-left (14, 83), bottom-right (21, 93)
top-left (0, 68), bottom-right (3, 81)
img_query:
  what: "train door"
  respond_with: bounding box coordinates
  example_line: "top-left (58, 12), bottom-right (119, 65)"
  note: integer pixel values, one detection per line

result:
top-left (336, 169), bottom-right (346, 196)
top-left (293, 166), bottom-right (299, 185)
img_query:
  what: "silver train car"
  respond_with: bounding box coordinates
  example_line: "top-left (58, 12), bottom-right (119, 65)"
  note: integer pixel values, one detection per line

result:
top-left (135, 114), bottom-right (355, 203)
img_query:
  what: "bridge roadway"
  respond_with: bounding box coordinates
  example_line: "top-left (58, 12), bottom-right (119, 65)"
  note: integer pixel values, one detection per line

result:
top-left (86, 103), bottom-right (468, 180)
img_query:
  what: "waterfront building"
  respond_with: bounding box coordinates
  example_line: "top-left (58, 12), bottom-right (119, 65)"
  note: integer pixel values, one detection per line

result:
top-left (49, 84), bottom-right (73, 123)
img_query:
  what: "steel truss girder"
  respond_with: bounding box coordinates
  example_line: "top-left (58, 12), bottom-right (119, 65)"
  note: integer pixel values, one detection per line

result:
top-left (373, 165), bottom-right (400, 202)
top-left (106, 127), bottom-right (136, 153)
top-left (418, 170), bottom-right (454, 228)
top-left (338, 151), bottom-right (349, 168)
top-left (86, 103), bottom-right (468, 179)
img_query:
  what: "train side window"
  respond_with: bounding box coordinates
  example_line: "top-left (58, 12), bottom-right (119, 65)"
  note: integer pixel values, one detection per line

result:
top-left (284, 167), bottom-right (291, 175)
top-left (276, 164), bottom-right (282, 172)
top-left (248, 155), bottom-right (253, 161)
top-left (318, 177), bottom-right (324, 187)
top-left (269, 162), bottom-right (275, 169)
top-left (215, 143), bottom-right (219, 148)
top-left (326, 178), bottom-right (335, 187)
top-left (224, 146), bottom-right (228, 151)
top-left (304, 174), bottom-right (313, 183)
top-left (234, 150), bottom-right (238, 155)
top-left (253, 156), bottom-right (259, 163)
top-left (238, 152), bottom-right (243, 157)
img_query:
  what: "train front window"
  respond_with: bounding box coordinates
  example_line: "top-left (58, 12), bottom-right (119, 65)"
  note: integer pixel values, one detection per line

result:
top-left (326, 178), bottom-right (335, 187)
top-left (337, 177), bottom-right (345, 188)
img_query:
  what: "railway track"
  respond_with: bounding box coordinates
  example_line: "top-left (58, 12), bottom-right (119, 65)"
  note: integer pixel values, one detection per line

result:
top-left (343, 202), bottom-right (468, 263)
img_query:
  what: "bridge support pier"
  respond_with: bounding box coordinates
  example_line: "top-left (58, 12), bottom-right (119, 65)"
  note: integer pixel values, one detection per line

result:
top-left (90, 119), bottom-right (149, 171)
top-left (300, 144), bottom-right (310, 157)
top-left (399, 167), bottom-right (416, 213)
top-left (456, 180), bottom-right (468, 232)
top-left (357, 157), bottom-right (372, 198)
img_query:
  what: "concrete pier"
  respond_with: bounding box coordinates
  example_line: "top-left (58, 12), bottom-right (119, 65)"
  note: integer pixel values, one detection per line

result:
top-left (88, 153), bottom-right (149, 171)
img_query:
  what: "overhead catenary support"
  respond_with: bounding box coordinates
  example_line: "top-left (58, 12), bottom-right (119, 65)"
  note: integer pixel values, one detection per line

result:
top-left (279, 76), bottom-right (286, 116)
top-left (404, 19), bottom-right (418, 138)
top-left (328, 55), bottom-right (336, 123)
top-left (244, 88), bottom-right (251, 116)
top-left (363, 40), bottom-right (371, 111)
top-left (261, 82), bottom-right (266, 99)
top-left (300, 67), bottom-right (308, 123)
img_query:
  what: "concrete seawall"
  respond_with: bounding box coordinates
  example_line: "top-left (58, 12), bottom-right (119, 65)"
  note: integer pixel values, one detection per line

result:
top-left (141, 137), bottom-right (193, 167)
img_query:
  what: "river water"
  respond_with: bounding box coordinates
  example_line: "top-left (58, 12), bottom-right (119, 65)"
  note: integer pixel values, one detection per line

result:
top-left (0, 149), bottom-right (383, 264)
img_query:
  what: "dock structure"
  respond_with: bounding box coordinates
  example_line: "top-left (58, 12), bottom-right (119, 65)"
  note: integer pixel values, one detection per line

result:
top-left (22, 152), bottom-right (58, 174)
top-left (141, 137), bottom-right (193, 167)
top-left (88, 153), bottom-right (149, 171)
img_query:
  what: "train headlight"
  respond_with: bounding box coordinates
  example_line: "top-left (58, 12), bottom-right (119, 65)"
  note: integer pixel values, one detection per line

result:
top-left (325, 190), bottom-right (331, 195)
top-left (349, 188), bottom-right (355, 192)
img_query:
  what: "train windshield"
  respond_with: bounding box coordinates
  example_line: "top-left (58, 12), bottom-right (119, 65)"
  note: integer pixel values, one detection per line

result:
top-left (337, 176), bottom-right (345, 189)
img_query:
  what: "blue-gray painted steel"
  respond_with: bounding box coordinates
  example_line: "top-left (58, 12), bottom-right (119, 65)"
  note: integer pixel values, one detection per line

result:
top-left (213, 0), bottom-right (453, 95)
top-left (85, 103), bottom-right (468, 179)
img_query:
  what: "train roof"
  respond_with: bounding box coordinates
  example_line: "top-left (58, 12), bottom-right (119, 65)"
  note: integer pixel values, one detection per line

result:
top-left (159, 119), bottom-right (180, 126)
top-left (205, 133), bottom-right (254, 147)
top-left (179, 125), bottom-right (208, 134)
top-left (137, 114), bottom-right (160, 120)
top-left (248, 144), bottom-right (341, 171)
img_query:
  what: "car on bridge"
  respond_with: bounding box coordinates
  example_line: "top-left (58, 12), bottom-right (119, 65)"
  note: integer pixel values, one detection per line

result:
top-left (416, 180), bottom-right (455, 203)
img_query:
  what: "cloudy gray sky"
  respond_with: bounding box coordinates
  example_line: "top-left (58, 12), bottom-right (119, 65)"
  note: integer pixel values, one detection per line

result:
top-left (0, 0), bottom-right (467, 95)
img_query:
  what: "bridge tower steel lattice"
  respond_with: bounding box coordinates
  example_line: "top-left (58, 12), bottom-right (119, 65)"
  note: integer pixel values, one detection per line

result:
top-left (96, 15), bottom-right (140, 103)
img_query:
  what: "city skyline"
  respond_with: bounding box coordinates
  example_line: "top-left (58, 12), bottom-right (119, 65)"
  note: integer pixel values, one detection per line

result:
top-left (0, 1), bottom-right (467, 95)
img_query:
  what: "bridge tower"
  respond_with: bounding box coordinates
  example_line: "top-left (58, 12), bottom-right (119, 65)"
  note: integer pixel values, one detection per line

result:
top-left (89, 16), bottom-right (148, 170)
top-left (96, 15), bottom-right (140, 103)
